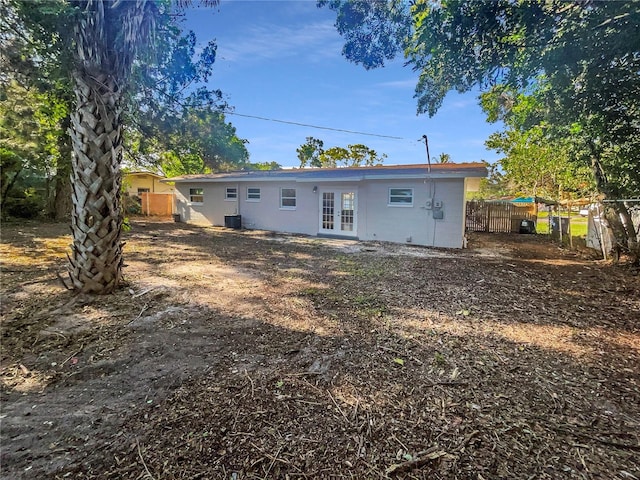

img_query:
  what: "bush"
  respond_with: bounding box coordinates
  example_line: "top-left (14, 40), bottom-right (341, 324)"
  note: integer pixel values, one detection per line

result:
top-left (3, 196), bottom-right (43, 218)
top-left (123, 194), bottom-right (142, 215)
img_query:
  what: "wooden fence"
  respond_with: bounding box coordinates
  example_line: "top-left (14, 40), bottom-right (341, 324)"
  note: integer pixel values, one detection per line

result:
top-left (466, 200), bottom-right (536, 233)
top-left (140, 192), bottom-right (174, 216)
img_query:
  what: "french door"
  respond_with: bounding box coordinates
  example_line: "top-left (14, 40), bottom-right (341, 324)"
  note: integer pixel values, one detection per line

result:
top-left (319, 190), bottom-right (357, 237)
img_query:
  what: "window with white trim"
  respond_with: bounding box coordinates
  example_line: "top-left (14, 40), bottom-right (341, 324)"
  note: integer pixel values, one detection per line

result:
top-left (189, 188), bottom-right (204, 203)
top-left (225, 187), bottom-right (238, 200)
top-left (388, 188), bottom-right (413, 206)
top-left (137, 188), bottom-right (150, 194)
top-left (247, 187), bottom-right (261, 201)
top-left (280, 188), bottom-right (296, 209)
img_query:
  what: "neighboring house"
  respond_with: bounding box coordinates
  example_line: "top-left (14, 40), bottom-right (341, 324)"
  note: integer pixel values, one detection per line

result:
top-left (123, 171), bottom-right (174, 196)
top-left (123, 171), bottom-right (175, 216)
top-left (165, 163), bottom-right (487, 248)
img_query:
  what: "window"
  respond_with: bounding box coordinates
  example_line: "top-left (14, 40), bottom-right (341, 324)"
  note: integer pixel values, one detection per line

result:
top-left (225, 187), bottom-right (238, 200)
top-left (137, 188), bottom-right (150, 194)
top-left (189, 188), bottom-right (204, 203)
top-left (280, 188), bottom-right (296, 209)
top-left (247, 187), bottom-right (261, 201)
top-left (389, 188), bottom-right (413, 206)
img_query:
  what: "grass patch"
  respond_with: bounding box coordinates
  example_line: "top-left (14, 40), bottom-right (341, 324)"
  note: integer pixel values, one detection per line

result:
top-left (536, 215), bottom-right (587, 237)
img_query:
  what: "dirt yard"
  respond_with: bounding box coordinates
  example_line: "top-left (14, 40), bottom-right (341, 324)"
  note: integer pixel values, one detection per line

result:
top-left (1, 219), bottom-right (639, 479)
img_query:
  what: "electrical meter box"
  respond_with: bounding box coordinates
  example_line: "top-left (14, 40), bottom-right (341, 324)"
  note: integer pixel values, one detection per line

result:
top-left (434, 200), bottom-right (443, 209)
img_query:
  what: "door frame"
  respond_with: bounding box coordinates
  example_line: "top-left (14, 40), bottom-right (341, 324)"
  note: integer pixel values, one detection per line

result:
top-left (318, 188), bottom-right (358, 237)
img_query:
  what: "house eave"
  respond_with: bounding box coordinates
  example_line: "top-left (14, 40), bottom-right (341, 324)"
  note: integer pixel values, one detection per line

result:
top-left (165, 171), bottom-right (487, 184)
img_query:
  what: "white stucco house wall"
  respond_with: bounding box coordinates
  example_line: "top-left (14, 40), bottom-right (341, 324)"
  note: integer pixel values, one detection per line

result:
top-left (165, 163), bottom-right (487, 248)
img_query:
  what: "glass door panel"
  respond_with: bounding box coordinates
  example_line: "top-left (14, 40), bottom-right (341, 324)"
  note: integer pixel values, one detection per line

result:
top-left (322, 192), bottom-right (335, 230)
top-left (341, 192), bottom-right (355, 232)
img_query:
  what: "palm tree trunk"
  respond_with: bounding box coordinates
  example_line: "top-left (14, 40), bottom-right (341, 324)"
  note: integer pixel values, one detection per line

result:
top-left (65, 0), bottom-right (159, 293)
top-left (67, 69), bottom-right (124, 293)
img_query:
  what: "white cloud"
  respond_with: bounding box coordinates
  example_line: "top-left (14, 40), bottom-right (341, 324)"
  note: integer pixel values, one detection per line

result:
top-left (373, 79), bottom-right (417, 90)
top-left (217, 20), bottom-right (342, 64)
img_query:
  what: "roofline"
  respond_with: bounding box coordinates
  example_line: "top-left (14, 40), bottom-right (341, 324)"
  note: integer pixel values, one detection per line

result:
top-left (125, 171), bottom-right (165, 178)
top-left (164, 163), bottom-right (488, 183)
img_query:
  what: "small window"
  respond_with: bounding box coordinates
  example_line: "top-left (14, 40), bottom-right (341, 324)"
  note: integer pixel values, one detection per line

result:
top-left (225, 187), bottom-right (238, 200)
top-left (247, 187), bottom-right (261, 201)
top-left (280, 188), bottom-right (296, 209)
top-left (137, 188), bottom-right (150, 194)
top-left (189, 188), bottom-right (204, 203)
top-left (389, 188), bottom-right (413, 206)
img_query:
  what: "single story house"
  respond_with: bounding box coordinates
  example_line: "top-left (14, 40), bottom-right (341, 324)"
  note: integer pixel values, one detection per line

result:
top-left (165, 163), bottom-right (487, 248)
top-left (123, 171), bottom-right (174, 196)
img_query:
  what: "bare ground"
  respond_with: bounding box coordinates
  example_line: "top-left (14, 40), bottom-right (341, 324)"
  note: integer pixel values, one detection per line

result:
top-left (1, 218), bottom-right (639, 480)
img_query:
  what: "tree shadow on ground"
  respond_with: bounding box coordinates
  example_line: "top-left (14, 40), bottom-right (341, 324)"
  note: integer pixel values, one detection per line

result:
top-left (1, 220), bottom-right (638, 479)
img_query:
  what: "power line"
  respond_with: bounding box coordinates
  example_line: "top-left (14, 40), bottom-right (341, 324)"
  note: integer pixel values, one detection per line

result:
top-left (223, 110), bottom-right (408, 140)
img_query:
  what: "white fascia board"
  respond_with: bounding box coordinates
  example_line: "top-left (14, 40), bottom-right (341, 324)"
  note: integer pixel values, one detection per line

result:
top-left (169, 177), bottom-right (283, 183)
top-left (295, 177), bottom-right (364, 183)
top-left (166, 169), bottom-right (487, 184)
top-left (362, 172), bottom-right (485, 181)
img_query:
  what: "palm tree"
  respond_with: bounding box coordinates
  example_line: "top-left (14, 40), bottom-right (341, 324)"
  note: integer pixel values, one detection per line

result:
top-left (66, 0), bottom-right (215, 293)
top-left (437, 153), bottom-right (452, 164)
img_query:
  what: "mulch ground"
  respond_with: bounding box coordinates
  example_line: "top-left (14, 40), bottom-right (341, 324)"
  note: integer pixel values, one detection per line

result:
top-left (1, 218), bottom-right (639, 479)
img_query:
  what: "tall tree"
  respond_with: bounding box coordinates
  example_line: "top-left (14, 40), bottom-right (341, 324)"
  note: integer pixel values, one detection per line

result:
top-left (481, 87), bottom-right (594, 201)
top-left (297, 136), bottom-right (325, 168)
top-left (436, 153), bottom-right (451, 164)
top-left (64, 0), bottom-right (161, 293)
top-left (1, 0), bottom-right (75, 220)
top-left (341, 143), bottom-right (386, 167)
top-left (0, 81), bottom-right (68, 216)
top-left (7, 0), bottom-right (221, 293)
top-left (296, 136), bottom-right (386, 168)
top-left (123, 20), bottom-right (248, 172)
top-left (324, 0), bottom-right (640, 257)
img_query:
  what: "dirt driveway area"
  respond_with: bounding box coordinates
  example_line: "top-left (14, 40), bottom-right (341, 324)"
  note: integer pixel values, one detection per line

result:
top-left (1, 219), bottom-right (639, 479)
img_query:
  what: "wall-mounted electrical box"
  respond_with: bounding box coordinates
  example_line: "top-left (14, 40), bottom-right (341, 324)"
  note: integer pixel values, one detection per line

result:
top-left (424, 198), bottom-right (433, 209)
top-left (433, 209), bottom-right (444, 219)
top-left (434, 200), bottom-right (443, 209)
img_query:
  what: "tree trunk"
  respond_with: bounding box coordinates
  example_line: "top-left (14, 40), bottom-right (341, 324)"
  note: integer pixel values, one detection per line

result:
top-left (49, 115), bottom-right (73, 220)
top-left (589, 147), bottom-right (638, 261)
top-left (52, 169), bottom-right (73, 221)
top-left (67, 68), bottom-right (124, 293)
top-left (1, 166), bottom-right (23, 214)
top-left (614, 202), bottom-right (640, 264)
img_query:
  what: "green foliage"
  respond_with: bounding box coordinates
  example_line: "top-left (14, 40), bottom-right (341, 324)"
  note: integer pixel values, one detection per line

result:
top-left (482, 113), bottom-right (594, 200)
top-left (297, 136), bottom-right (325, 168)
top-left (319, 0), bottom-right (411, 70)
top-left (3, 189), bottom-right (44, 218)
top-left (0, 81), bottom-right (69, 217)
top-left (296, 136), bottom-right (386, 168)
top-left (165, 106), bottom-right (249, 172)
top-left (325, 0), bottom-right (639, 254)
top-left (436, 153), bottom-right (451, 164)
top-left (468, 161), bottom-right (510, 200)
top-left (4, 0), bottom-right (249, 191)
top-left (245, 161), bottom-right (282, 171)
top-left (124, 8), bottom-right (249, 174)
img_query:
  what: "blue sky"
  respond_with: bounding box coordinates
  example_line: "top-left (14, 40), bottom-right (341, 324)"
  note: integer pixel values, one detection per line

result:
top-left (184, 0), bottom-right (503, 168)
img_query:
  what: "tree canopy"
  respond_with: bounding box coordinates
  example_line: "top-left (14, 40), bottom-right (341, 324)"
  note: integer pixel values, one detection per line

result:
top-left (297, 136), bottom-right (386, 168)
top-left (1, 0), bottom-right (252, 292)
top-left (1, 0), bottom-right (252, 220)
top-left (324, 0), bottom-right (640, 257)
